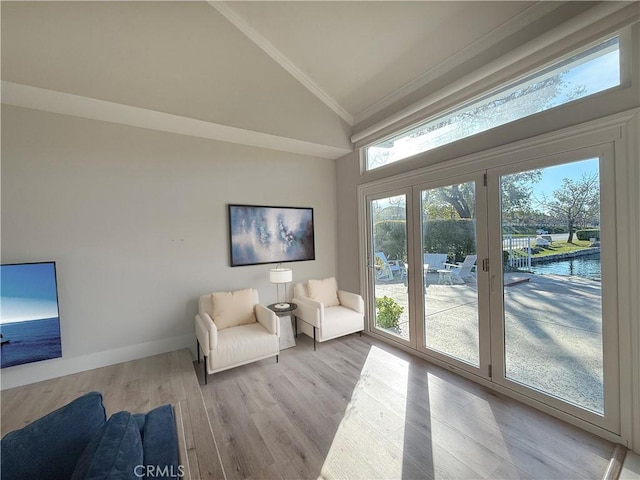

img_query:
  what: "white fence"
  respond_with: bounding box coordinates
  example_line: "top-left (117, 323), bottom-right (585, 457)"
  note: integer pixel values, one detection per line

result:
top-left (505, 235), bottom-right (532, 271)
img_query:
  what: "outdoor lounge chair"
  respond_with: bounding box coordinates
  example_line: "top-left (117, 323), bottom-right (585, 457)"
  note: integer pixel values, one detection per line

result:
top-left (437, 255), bottom-right (477, 284)
top-left (423, 253), bottom-right (448, 272)
top-left (375, 252), bottom-right (405, 281)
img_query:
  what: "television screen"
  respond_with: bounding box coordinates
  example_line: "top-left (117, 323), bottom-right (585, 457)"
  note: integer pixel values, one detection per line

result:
top-left (228, 204), bottom-right (315, 267)
top-left (1, 262), bottom-right (62, 368)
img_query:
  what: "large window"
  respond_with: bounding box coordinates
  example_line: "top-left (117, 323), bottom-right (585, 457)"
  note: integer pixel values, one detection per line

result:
top-left (366, 37), bottom-right (620, 171)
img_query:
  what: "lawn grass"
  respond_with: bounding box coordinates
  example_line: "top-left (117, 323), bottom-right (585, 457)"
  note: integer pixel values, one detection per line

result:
top-left (532, 240), bottom-right (593, 257)
top-left (508, 239), bottom-right (594, 259)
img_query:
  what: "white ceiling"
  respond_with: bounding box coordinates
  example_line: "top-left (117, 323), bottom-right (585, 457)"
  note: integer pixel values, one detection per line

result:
top-left (2, 1), bottom-right (596, 158)
top-left (213, 1), bottom-right (551, 125)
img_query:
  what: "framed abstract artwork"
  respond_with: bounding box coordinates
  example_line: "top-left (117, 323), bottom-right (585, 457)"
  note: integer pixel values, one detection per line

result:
top-left (228, 204), bottom-right (315, 267)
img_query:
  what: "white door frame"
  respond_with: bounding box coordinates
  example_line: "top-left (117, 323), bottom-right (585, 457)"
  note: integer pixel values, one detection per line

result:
top-left (410, 172), bottom-right (491, 380)
top-left (363, 187), bottom-right (416, 349)
top-left (486, 143), bottom-right (620, 434)
top-left (357, 109), bottom-right (638, 444)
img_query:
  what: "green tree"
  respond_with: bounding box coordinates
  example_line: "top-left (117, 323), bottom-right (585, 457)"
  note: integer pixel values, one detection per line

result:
top-left (541, 172), bottom-right (599, 243)
top-left (421, 172), bottom-right (541, 221)
top-left (500, 170), bottom-right (543, 223)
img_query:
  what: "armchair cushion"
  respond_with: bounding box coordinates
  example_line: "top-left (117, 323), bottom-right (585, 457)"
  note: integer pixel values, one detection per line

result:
top-left (1, 391), bottom-right (106, 480)
top-left (141, 405), bottom-right (179, 474)
top-left (71, 411), bottom-right (143, 480)
top-left (211, 289), bottom-right (258, 330)
top-left (338, 290), bottom-right (364, 314)
top-left (322, 306), bottom-right (365, 341)
top-left (307, 277), bottom-right (340, 307)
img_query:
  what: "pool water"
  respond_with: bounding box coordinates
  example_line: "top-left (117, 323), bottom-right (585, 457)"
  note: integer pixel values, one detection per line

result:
top-left (530, 253), bottom-right (601, 279)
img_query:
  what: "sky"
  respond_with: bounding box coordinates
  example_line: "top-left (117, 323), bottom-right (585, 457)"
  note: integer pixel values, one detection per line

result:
top-left (1, 263), bottom-right (60, 324)
top-left (560, 49), bottom-right (620, 100)
top-left (533, 157), bottom-right (599, 198)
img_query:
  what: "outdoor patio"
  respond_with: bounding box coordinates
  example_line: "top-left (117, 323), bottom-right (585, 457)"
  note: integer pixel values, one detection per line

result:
top-left (374, 271), bottom-right (604, 413)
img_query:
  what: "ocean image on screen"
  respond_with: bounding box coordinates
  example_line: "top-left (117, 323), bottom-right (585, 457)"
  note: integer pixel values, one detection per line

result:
top-left (1, 262), bottom-right (62, 368)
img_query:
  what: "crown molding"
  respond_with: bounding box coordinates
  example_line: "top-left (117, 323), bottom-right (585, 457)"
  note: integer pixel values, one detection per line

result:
top-left (208, 1), bottom-right (354, 126)
top-left (352, 1), bottom-right (638, 145)
top-left (352, 1), bottom-right (565, 126)
top-left (1, 81), bottom-right (352, 160)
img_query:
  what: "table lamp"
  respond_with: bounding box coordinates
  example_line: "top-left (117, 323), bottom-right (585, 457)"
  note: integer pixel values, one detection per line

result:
top-left (269, 264), bottom-right (292, 309)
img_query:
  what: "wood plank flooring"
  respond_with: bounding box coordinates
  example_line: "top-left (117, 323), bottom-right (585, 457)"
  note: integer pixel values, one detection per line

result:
top-left (1, 349), bottom-right (225, 480)
top-left (197, 334), bottom-right (615, 480)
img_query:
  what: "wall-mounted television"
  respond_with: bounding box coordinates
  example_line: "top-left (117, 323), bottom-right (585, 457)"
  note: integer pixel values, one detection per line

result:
top-left (0, 261), bottom-right (62, 368)
top-left (228, 204), bottom-right (315, 267)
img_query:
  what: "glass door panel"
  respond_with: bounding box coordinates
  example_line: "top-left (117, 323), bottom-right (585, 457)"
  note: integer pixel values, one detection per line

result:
top-left (419, 180), bottom-right (481, 367)
top-left (498, 158), bottom-right (605, 414)
top-left (370, 194), bottom-right (411, 342)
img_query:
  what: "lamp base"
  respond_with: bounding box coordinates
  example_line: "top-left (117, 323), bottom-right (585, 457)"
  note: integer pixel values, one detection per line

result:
top-left (274, 302), bottom-right (290, 310)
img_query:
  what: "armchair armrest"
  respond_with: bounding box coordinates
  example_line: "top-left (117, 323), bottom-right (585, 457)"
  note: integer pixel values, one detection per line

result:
top-left (443, 262), bottom-right (459, 270)
top-left (292, 296), bottom-right (322, 328)
top-left (337, 290), bottom-right (364, 314)
top-left (255, 304), bottom-right (279, 336)
top-left (195, 312), bottom-right (217, 352)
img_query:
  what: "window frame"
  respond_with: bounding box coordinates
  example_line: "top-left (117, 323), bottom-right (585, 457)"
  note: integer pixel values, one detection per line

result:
top-left (362, 33), bottom-right (627, 174)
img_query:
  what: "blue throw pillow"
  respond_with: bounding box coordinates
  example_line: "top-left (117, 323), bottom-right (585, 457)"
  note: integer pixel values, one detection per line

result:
top-left (71, 411), bottom-right (143, 480)
top-left (0, 391), bottom-right (106, 480)
top-left (142, 405), bottom-right (179, 480)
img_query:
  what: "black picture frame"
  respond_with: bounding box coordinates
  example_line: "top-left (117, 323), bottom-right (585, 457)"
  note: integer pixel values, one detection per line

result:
top-left (228, 204), bottom-right (315, 267)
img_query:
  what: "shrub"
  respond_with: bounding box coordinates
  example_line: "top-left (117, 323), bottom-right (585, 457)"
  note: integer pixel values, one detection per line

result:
top-left (423, 219), bottom-right (476, 263)
top-left (375, 296), bottom-right (403, 329)
top-left (576, 229), bottom-right (600, 241)
top-left (373, 220), bottom-right (406, 262)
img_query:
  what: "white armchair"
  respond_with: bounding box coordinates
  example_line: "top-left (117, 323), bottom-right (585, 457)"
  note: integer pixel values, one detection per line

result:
top-left (292, 277), bottom-right (364, 350)
top-left (195, 288), bottom-right (279, 384)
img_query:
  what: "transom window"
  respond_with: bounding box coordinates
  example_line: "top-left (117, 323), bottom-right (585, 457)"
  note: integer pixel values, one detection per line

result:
top-left (365, 36), bottom-right (620, 171)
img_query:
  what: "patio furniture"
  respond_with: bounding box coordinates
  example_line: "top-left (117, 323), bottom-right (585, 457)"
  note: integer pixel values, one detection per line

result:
top-left (437, 255), bottom-right (477, 284)
top-left (423, 253), bottom-right (448, 272)
top-left (375, 252), bottom-right (405, 281)
top-left (535, 235), bottom-right (550, 247)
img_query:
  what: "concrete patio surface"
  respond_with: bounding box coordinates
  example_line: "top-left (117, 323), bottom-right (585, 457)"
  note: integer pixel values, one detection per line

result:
top-left (374, 272), bottom-right (604, 413)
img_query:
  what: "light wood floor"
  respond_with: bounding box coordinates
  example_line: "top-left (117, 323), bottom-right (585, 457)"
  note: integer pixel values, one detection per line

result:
top-left (1, 349), bottom-right (224, 480)
top-left (197, 333), bottom-right (616, 480)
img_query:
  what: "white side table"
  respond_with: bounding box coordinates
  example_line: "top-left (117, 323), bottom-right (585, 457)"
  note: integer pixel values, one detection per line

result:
top-left (437, 269), bottom-right (454, 285)
top-left (267, 303), bottom-right (298, 350)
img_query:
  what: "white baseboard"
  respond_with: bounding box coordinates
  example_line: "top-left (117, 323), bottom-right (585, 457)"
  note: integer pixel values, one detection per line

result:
top-left (0, 334), bottom-right (196, 391)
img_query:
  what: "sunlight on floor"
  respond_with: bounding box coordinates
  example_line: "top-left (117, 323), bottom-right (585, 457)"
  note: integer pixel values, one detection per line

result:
top-left (320, 345), bottom-right (411, 479)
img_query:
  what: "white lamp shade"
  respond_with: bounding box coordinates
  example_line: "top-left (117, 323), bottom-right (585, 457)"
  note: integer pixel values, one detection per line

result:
top-left (269, 268), bottom-right (292, 284)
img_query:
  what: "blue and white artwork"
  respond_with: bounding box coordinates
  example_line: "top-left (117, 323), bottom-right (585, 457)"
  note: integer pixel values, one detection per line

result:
top-left (1, 262), bottom-right (62, 368)
top-left (229, 205), bottom-right (315, 266)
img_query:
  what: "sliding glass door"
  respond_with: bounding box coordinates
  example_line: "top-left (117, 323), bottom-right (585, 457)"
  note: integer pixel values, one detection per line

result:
top-left (362, 146), bottom-right (619, 433)
top-left (366, 190), bottom-right (414, 346)
top-left (487, 149), bottom-right (619, 431)
top-left (414, 174), bottom-right (490, 376)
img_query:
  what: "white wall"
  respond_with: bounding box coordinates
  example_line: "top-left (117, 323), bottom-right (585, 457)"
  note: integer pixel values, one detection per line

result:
top-left (1, 105), bottom-right (338, 389)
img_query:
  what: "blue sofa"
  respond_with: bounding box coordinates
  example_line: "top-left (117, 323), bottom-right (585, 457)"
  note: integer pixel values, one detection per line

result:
top-left (1, 391), bottom-right (180, 480)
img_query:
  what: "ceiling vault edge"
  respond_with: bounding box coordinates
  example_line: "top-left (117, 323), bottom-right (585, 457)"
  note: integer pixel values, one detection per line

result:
top-left (207, 1), bottom-right (354, 126)
top-left (1, 81), bottom-right (352, 160)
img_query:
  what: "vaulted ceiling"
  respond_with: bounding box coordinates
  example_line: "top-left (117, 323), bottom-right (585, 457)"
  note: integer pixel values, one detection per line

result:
top-left (0, 1), bottom-right (606, 158)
